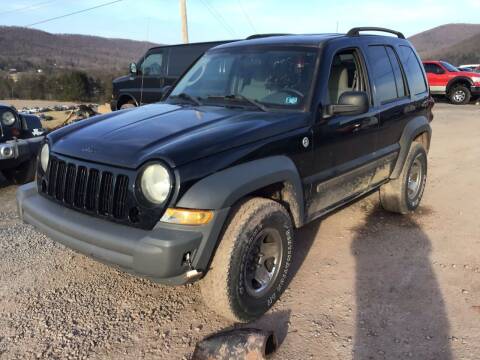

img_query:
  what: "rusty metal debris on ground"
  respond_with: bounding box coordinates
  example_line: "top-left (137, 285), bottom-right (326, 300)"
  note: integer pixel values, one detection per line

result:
top-left (192, 328), bottom-right (277, 360)
top-left (49, 105), bottom-right (99, 132)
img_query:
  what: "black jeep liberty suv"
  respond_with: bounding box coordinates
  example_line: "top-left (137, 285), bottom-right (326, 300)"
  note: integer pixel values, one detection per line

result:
top-left (17, 28), bottom-right (433, 322)
top-left (1, 104), bottom-right (44, 184)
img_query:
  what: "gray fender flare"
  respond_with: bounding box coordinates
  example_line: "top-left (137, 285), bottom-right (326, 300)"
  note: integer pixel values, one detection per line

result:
top-left (177, 155), bottom-right (305, 227)
top-left (390, 116), bottom-right (431, 179)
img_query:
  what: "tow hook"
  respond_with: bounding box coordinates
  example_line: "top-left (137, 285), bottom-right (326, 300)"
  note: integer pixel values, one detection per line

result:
top-left (183, 252), bottom-right (203, 282)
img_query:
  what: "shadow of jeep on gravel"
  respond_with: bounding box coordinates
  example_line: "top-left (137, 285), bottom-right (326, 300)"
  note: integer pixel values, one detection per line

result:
top-left (352, 207), bottom-right (452, 359)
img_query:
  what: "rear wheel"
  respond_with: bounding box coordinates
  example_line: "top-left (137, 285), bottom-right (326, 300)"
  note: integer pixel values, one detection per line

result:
top-left (379, 143), bottom-right (427, 214)
top-left (3, 159), bottom-right (37, 185)
top-left (200, 197), bottom-right (294, 322)
top-left (448, 85), bottom-right (471, 105)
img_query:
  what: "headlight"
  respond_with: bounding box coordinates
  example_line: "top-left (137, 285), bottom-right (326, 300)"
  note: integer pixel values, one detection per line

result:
top-left (40, 143), bottom-right (50, 173)
top-left (140, 163), bottom-right (172, 205)
top-left (2, 111), bottom-right (16, 126)
top-left (472, 77), bottom-right (480, 83)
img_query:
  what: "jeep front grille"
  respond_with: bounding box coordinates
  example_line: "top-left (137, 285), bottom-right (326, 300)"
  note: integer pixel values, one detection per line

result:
top-left (43, 156), bottom-right (130, 221)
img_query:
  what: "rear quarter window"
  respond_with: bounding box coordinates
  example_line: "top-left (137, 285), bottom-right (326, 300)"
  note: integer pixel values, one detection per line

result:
top-left (398, 46), bottom-right (428, 95)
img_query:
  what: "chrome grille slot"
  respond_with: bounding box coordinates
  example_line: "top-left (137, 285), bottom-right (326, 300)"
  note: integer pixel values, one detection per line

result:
top-left (55, 161), bottom-right (66, 201)
top-left (113, 175), bottom-right (129, 219)
top-left (85, 169), bottom-right (99, 211)
top-left (47, 158), bottom-right (58, 196)
top-left (74, 166), bottom-right (88, 208)
top-left (98, 172), bottom-right (113, 215)
top-left (64, 164), bottom-right (76, 205)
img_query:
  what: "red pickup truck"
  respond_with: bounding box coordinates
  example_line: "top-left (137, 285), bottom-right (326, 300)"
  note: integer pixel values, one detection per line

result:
top-left (423, 60), bottom-right (480, 104)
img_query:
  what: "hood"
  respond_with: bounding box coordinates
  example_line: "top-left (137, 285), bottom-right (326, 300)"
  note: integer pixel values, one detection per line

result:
top-left (112, 75), bottom-right (131, 84)
top-left (50, 103), bottom-right (308, 169)
top-left (464, 71), bottom-right (480, 79)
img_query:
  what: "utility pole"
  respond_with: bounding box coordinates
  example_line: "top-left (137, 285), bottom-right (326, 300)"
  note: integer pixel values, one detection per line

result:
top-left (180, 0), bottom-right (189, 44)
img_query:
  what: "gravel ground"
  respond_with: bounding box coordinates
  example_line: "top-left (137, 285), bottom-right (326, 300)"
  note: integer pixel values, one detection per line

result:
top-left (1, 103), bottom-right (479, 359)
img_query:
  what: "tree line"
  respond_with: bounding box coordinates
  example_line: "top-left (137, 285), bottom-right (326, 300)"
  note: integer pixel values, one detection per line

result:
top-left (0, 70), bottom-right (121, 103)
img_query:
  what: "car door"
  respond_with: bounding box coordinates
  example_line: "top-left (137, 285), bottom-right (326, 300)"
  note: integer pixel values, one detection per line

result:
top-left (366, 44), bottom-right (430, 186)
top-left (137, 48), bottom-right (167, 104)
top-left (424, 62), bottom-right (447, 94)
top-left (306, 46), bottom-right (379, 220)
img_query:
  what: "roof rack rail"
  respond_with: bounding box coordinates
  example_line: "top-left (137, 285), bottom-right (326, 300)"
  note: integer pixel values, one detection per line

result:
top-left (347, 27), bottom-right (405, 39)
top-left (246, 33), bottom-right (291, 40)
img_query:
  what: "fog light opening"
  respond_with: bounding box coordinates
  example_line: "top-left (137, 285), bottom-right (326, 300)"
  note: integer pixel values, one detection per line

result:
top-left (129, 207), bottom-right (140, 223)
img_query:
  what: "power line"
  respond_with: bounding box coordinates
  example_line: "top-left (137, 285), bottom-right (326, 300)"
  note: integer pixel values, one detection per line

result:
top-left (199, 0), bottom-right (237, 37)
top-left (236, 0), bottom-right (256, 34)
top-left (26, 0), bottom-right (125, 27)
top-left (0, 0), bottom-right (58, 16)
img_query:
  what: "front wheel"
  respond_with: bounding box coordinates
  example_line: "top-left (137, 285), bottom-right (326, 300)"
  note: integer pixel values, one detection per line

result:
top-left (379, 142), bottom-right (427, 214)
top-left (119, 101), bottom-right (136, 110)
top-left (448, 85), bottom-right (471, 105)
top-left (200, 198), bottom-right (294, 322)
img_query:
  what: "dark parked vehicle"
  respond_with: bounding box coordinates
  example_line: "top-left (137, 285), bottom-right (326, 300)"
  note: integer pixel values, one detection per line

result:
top-left (0, 104), bottom-right (44, 184)
top-left (110, 41), bottom-right (232, 110)
top-left (18, 28), bottom-right (433, 322)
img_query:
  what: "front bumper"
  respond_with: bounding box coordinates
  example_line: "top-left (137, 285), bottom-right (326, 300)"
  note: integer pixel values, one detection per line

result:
top-left (0, 137), bottom-right (43, 170)
top-left (17, 182), bottom-right (230, 285)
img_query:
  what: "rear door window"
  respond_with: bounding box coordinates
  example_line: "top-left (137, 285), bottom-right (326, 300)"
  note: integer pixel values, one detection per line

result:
top-left (365, 45), bottom-right (398, 104)
top-left (398, 46), bottom-right (428, 95)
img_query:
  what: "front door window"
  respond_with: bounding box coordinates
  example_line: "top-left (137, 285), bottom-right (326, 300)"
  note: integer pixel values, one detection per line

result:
top-left (140, 53), bottom-right (164, 76)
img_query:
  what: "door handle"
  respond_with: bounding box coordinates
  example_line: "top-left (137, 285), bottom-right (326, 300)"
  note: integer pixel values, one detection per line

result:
top-left (360, 116), bottom-right (379, 128)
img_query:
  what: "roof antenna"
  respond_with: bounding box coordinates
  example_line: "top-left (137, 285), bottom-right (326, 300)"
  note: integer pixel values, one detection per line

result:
top-left (336, 21), bottom-right (339, 33)
top-left (140, 17), bottom-right (150, 106)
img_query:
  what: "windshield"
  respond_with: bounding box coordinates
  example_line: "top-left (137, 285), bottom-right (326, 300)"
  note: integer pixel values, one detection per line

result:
top-left (440, 61), bottom-right (459, 72)
top-left (169, 47), bottom-right (318, 110)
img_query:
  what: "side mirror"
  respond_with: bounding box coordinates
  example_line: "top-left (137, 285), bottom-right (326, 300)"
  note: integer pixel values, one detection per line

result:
top-left (326, 91), bottom-right (369, 116)
top-left (436, 68), bottom-right (445, 74)
top-left (129, 62), bottom-right (137, 75)
top-left (160, 85), bottom-right (173, 101)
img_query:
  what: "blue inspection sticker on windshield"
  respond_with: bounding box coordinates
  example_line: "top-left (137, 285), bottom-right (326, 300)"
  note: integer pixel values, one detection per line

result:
top-left (285, 96), bottom-right (298, 105)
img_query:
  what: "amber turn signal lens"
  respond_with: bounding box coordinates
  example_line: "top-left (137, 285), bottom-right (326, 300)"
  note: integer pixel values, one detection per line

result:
top-left (161, 208), bottom-right (213, 225)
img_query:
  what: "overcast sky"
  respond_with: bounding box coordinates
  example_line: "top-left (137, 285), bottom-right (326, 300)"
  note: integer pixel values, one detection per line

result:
top-left (0, 0), bottom-right (479, 44)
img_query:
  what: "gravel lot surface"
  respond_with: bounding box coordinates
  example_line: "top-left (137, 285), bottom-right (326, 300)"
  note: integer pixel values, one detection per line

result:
top-left (1, 103), bottom-right (479, 359)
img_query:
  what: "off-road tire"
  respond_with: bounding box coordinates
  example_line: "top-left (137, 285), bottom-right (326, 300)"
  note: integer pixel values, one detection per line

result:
top-left (3, 159), bottom-right (37, 185)
top-left (379, 142), bottom-right (427, 214)
top-left (448, 85), bottom-right (471, 105)
top-left (200, 197), bottom-right (294, 322)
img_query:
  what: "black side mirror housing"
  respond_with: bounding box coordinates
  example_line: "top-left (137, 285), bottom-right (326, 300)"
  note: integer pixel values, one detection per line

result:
top-left (326, 91), bottom-right (369, 116)
top-left (129, 62), bottom-right (137, 75)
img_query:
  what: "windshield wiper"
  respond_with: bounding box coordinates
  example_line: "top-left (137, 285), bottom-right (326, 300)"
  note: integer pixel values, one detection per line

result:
top-left (169, 93), bottom-right (202, 106)
top-left (207, 94), bottom-right (267, 112)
